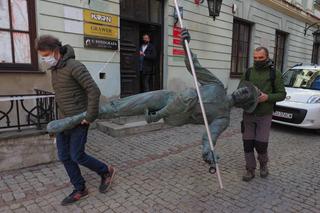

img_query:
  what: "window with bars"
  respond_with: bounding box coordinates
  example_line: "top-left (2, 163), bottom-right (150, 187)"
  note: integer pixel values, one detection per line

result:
top-left (0, 0), bottom-right (38, 72)
top-left (274, 30), bottom-right (287, 72)
top-left (230, 18), bottom-right (252, 78)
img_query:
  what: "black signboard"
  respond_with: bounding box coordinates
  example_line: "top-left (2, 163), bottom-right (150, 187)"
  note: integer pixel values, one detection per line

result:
top-left (84, 37), bottom-right (118, 50)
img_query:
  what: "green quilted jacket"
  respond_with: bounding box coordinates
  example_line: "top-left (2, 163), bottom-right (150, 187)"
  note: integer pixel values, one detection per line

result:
top-left (241, 65), bottom-right (286, 116)
top-left (51, 45), bottom-right (100, 122)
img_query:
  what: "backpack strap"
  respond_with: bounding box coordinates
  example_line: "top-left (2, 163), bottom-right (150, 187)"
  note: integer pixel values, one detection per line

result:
top-left (269, 64), bottom-right (276, 93)
top-left (245, 67), bottom-right (252, 81)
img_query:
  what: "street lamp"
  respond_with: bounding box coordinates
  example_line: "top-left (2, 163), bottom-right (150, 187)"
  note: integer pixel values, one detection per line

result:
top-left (207, 0), bottom-right (223, 21)
top-left (313, 29), bottom-right (320, 44)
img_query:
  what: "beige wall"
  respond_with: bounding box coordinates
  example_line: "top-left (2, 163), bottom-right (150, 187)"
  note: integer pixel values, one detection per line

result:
top-left (0, 0), bottom-right (120, 98)
top-left (0, 73), bottom-right (52, 95)
top-left (166, 0), bottom-right (233, 92)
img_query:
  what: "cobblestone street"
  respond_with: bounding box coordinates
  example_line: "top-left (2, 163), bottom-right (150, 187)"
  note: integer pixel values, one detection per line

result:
top-left (0, 109), bottom-right (319, 213)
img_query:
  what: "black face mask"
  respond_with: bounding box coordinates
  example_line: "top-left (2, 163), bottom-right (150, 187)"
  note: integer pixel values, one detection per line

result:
top-left (143, 40), bottom-right (149, 44)
top-left (254, 59), bottom-right (268, 69)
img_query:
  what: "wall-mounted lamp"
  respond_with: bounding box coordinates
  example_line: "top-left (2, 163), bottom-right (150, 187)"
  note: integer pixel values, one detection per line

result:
top-left (304, 22), bottom-right (320, 36)
top-left (207, 0), bottom-right (223, 21)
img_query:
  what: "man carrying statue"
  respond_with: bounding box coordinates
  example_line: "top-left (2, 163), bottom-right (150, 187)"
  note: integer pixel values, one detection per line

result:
top-left (48, 29), bottom-right (260, 170)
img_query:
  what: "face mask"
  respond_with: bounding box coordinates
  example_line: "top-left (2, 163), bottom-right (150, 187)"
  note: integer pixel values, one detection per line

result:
top-left (254, 59), bottom-right (267, 69)
top-left (143, 40), bottom-right (149, 44)
top-left (41, 55), bottom-right (58, 68)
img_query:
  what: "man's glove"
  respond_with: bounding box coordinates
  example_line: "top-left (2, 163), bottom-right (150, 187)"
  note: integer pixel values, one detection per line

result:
top-left (181, 28), bottom-right (191, 44)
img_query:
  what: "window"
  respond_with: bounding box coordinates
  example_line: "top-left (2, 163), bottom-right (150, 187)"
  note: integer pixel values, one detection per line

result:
top-left (0, 0), bottom-right (38, 72)
top-left (311, 43), bottom-right (320, 64)
top-left (274, 30), bottom-right (287, 72)
top-left (230, 18), bottom-right (252, 78)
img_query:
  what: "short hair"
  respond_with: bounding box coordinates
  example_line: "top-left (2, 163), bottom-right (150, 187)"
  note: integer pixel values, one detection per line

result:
top-left (255, 46), bottom-right (269, 58)
top-left (35, 35), bottom-right (62, 51)
top-left (143, 34), bottom-right (150, 38)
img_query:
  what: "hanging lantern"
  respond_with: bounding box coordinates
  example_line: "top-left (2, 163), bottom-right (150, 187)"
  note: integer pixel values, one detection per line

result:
top-left (207, 0), bottom-right (223, 21)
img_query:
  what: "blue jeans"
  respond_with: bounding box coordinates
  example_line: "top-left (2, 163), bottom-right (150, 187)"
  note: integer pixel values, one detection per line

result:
top-left (56, 125), bottom-right (108, 191)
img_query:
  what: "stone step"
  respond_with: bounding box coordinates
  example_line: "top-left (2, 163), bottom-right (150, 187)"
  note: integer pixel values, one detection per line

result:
top-left (96, 118), bottom-right (167, 137)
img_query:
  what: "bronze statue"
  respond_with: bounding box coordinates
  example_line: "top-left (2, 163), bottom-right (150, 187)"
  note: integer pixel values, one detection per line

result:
top-left (48, 29), bottom-right (259, 166)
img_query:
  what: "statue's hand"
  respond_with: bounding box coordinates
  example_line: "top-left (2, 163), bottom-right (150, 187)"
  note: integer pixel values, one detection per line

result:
top-left (144, 109), bottom-right (161, 123)
top-left (181, 28), bottom-right (191, 44)
top-left (202, 147), bottom-right (219, 165)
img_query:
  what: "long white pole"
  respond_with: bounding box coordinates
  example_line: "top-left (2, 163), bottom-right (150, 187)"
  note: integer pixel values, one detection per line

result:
top-left (173, 0), bottom-right (223, 189)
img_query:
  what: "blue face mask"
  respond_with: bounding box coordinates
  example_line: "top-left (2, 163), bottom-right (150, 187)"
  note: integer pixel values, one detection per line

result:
top-left (41, 54), bottom-right (58, 68)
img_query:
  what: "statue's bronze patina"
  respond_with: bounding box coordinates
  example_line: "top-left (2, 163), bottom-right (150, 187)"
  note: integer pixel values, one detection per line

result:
top-left (47, 29), bottom-right (259, 165)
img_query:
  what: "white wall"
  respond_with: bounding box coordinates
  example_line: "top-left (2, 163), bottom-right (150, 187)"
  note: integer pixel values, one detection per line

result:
top-left (166, 0), bottom-right (234, 92)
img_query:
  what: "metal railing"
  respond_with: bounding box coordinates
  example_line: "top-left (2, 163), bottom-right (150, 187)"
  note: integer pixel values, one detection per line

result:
top-left (0, 89), bottom-right (57, 132)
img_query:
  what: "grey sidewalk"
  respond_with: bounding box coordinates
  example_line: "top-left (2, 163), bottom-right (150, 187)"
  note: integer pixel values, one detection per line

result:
top-left (0, 109), bottom-right (319, 213)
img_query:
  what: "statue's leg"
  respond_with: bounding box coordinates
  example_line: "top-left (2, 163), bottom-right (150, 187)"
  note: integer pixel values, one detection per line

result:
top-left (99, 90), bottom-right (175, 119)
top-left (47, 90), bottom-right (175, 133)
top-left (202, 115), bottom-right (230, 165)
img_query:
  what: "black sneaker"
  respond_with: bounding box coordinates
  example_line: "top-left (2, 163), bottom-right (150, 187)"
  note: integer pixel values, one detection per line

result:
top-left (99, 166), bottom-right (116, 193)
top-left (61, 188), bottom-right (88, 206)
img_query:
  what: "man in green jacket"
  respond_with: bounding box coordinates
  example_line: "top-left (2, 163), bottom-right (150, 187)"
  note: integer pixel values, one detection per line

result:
top-left (240, 47), bottom-right (286, 181)
top-left (35, 35), bottom-right (116, 205)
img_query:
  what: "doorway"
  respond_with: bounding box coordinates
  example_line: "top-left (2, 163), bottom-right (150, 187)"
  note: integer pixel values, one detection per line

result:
top-left (120, 0), bottom-right (163, 97)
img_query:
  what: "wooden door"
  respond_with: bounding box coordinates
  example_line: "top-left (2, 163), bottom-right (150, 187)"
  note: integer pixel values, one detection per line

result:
top-left (120, 20), bottom-right (140, 97)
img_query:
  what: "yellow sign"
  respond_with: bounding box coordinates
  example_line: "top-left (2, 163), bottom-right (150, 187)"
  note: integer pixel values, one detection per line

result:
top-left (83, 9), bottom-right (118, 27)
top-left (84, 23), bottom-right (118, 39)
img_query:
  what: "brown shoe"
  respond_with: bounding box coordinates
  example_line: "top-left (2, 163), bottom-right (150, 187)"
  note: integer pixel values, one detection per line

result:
top-left (242, 169), bottom-right (255, 182)
top-left (99, 166), bottom-right (116, 193)
top-left (260, 165), bottom-right (269, 178)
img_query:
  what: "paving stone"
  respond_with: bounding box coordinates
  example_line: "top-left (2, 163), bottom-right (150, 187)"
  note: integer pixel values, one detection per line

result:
top-left (2, 192), bottom-right (14, 202)
top-left (0, 109), bottom-right (319, 212)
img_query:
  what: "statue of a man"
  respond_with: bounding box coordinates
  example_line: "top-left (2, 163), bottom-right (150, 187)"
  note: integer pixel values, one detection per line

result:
top-left (48, 29), bottom-right (259, 166)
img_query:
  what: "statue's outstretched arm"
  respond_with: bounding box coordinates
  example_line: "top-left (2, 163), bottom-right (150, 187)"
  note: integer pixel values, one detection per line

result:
top-left (201, 116), bottom-right (230, 165)
top-left (181, 29), bottom-right (224, 87)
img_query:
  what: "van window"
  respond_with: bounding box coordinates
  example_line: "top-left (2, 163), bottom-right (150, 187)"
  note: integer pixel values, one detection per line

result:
top-left (283, 69), bottom-right (320, 90)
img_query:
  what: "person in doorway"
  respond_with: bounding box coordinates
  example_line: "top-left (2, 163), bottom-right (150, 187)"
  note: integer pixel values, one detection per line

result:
top-left (139, 33), bottom-right (156, 92)
top-left (35, 35), bottom-right (116, 205)
top-left (240, 47), bottom-right (286, 182)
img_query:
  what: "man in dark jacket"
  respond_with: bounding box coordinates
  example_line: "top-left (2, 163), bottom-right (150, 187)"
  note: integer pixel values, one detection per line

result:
top-left (240, 47), bottom-right (286, 182)
top-left (35, 35), bottom-right (116, 205)
top-left (139, 34), bottom-right (156, 92)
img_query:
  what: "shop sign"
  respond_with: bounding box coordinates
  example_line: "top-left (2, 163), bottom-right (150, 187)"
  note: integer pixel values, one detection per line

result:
top-left (84, 37), bottom-right (118, 50)
top-left (83, 9), bottom-right (118, 27)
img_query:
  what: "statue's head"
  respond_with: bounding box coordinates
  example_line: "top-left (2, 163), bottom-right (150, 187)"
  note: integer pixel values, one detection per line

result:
top-left (232, 81), bottom-right (260, 113)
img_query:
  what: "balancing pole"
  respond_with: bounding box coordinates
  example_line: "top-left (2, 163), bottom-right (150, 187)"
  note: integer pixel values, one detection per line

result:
top-left (173, 0), bottom-right (224, 189)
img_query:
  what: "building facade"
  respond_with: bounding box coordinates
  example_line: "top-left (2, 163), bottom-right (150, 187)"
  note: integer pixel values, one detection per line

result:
top-left (1, 0), bottom-right (320, 99)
